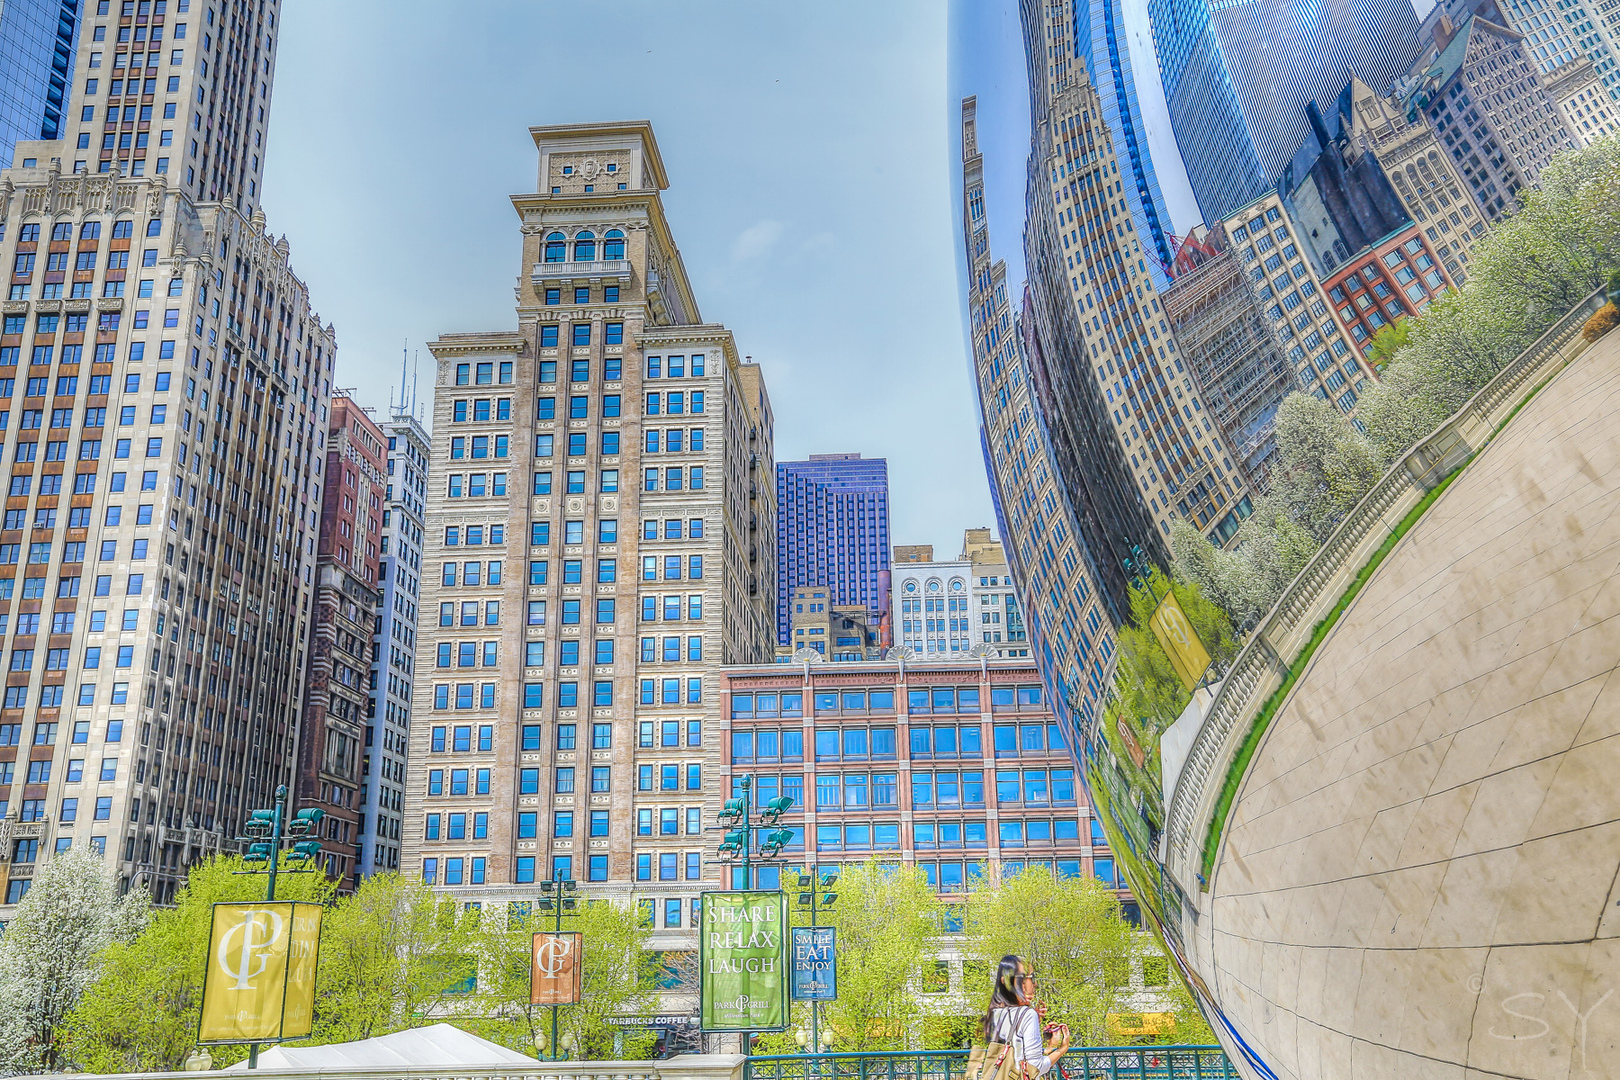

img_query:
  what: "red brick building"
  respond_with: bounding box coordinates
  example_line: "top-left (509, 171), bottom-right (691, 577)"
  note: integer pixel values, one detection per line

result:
top-left (294, 393), bottom-right (387, 889)
top-left (1324, 226), bottom-right (1456, 359)
top-left (713, 658), bottom-right (1134, 922)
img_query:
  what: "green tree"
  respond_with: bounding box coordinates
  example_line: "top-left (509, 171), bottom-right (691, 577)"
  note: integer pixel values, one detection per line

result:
top-left (464, 897), bottom-right (661, 1060)
top-left (0, 847), bottom-right (149, 1072)
top-left (963, 869), bottom-right (1141, 1048)
top-left (1365, 317), bottom-right (1411, 370)
top-left (1112, 567), bottom-right (1236, 740)
top-left (755, 860), bottom-right (943, 1053)
top-left (1175, 138), bottom-right (1620, 630)
top-left (1267, 393), bottom-right (1385, 544)
top-left (310, 872), bottom-right (481, 1044)
top-left (57, 855), bottom-right (334, 1073)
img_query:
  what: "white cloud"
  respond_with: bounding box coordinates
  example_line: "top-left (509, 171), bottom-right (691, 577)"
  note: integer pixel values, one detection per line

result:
top-left (731, 219), bottom-right (785, 262)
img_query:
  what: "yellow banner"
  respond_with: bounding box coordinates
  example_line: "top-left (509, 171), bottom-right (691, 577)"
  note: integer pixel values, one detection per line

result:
top-left (199, 902), bottom-right (323, 1043)
top-left (1149, 590), bottom-right (1212, 692)
top-left (283, 904), bottom-right (322, 1039)
top-left (1107, 1011), bottom-right (1177, 1037)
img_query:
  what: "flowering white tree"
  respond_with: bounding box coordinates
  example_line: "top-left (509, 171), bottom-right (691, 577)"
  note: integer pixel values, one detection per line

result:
top-left (0, 846), bottom-right (148, 1073)
top-left (1178, 137), bottom-right (1620, 628)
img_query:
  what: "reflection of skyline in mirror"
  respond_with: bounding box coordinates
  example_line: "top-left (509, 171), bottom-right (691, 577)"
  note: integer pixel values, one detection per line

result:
top-left (947, 0), bottom-right (1496, 1073)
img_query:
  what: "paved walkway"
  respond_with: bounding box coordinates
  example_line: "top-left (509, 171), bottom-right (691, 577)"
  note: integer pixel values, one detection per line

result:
top-left (1207, 328), bottom-right (1620, 1079)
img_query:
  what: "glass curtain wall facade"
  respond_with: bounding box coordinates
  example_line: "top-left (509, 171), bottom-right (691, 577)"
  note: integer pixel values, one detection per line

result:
top-left (1148, 0), bottom-right (1423, 223)
top-left (0, 0), bottom-right (79, 168)
top-left (773, 454), bottom-right (890, 647)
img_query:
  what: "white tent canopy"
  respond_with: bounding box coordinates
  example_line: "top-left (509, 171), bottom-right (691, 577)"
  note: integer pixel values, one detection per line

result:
top-left (223, 1023), bottom-right (541, 1071)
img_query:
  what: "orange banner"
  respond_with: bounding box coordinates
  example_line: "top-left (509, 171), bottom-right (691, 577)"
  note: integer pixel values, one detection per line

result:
top-left (531, 931), bottom-right (583, 1005)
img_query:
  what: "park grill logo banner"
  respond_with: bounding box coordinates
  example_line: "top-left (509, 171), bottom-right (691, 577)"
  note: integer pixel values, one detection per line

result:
top-left (1148, 590), bottom-right (1213, 692)
top-left (789, 926), bottom-right (836, 1001)
top-left (531, 931), bottom-right (583, 1005)
top-left (199, 902), bottom-right (322, 1044)
top-left (699, 890), bottom-right (787, 1031)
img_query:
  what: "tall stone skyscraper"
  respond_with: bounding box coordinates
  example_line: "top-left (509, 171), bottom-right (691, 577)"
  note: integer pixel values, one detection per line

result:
top-left (64, 0), bottom-right (281, 215)
top-left (774, 453), bottom-right (890, 646)
top-left (405, 122), bottom-right (776, 926)
top-left (0, 0), bottom-right (336, 911)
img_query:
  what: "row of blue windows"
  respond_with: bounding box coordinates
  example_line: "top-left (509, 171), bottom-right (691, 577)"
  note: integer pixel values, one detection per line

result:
top-left (445, 473), bottom-right (506, 498)
top-left (532, 469), bottom-right (619, 495)
top-left (542, 230), bottom-right (625, 262)
top-left (0, 795), bottom-right (116, 829)
top-left (0, 718), bottom-right (125, 749)
top-left (637, 594), bottom-right (705, 625)
top-left (644, 355), bottom-right (705, 379)
top-left (534, 395), bottom-right (621, 422)
top-left (729, 722), bottom-right (1064, 763)
top-left (639, 555), bottom-right (703, 581)
top-left (424, 812), bottom-right (488, 839)
top-left (447, 435), bottom-right (508, 459)
top-left (534, 431), bottom-right (621, 457)
top-left (643, 518), bottom-right (704, 540)
top-left (635, 853), bottom-right (704, 885)
top-left (536, 322), bottom-right (624, 346)
top-left (640, 635), bottom-right (704, 663)
top-left (425, 768), bottom-right (491, 796)
top-left (0, 757), bottom-right (119, 784)
top-left (729, 685), bottom-right (1043, 718)
top-left (644, 391), bottom-right (704, 416)
top-left (431, 684), bottom-right (496, 710)
top-left (449, 398), bottom-right (510, 423)
top-left (641, 677), bottom-right (704, 705)
top-left (432, 641), bottom-right (500, 668)
top-left (516, 719), bottom-right (702, 752)
top-left (545, 285), bottom-right (621, 307)
top-left (644, 466), bottom-right (703, 491)
top-left (420, 856), bottom-right (486, 886)
top-left (644, 428), bottom-right (704, 453)
top-left (0, 372), bottom-right (170, 400)
top-left (440, 559), bottom-right (503, 586)
top-left (428, 725), bottom-right (494, 753)
top-left (528, 519), bottom-right (619, 546)
top-left (443, 524), bottom-right (504, 546)
top-left (452, 362), bottom-right (514, 386)
top-left (537, 355), bottom-right (623, 383)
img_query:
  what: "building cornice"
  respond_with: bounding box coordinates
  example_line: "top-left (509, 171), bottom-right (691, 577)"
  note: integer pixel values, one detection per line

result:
top-left (426, 332), bottom-right (526, 358)
top-left (638, 322), bottom-right (742, 371)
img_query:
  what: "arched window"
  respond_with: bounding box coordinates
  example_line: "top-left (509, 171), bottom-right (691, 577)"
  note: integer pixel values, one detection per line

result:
top-left (950, 578), bottom-right (965, 592)
top-left (903, 579), bottom-right (917, 594)
top-left (926, 579), bottom-right (941, 593)
top-left (544, 233), bottom-right (566, 263)
top-left (603, 229), bottom-right (625, 260)
top-left (573, 231), bottom-right (596, 262)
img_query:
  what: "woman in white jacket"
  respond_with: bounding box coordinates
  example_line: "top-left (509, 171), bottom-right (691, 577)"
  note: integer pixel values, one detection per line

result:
top-left (981, 954), bottom-right (1070, 1077)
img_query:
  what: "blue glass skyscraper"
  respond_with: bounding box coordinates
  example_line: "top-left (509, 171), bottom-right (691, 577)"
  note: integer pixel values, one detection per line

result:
top-left (0, 0), bottom-right (81, 168)
top-left (1069, 0), bottom-right (1179, 286)
top-left (1148, 0), bottom-right (1422, 224)
top-left (774, 454), bottom-right (891, 646)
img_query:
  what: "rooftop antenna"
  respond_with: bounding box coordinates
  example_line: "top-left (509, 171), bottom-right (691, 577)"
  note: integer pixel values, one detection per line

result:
top-left (411, 350), bottom-right (422, 420)
top-left (397, 340), bottom-right (409, 413)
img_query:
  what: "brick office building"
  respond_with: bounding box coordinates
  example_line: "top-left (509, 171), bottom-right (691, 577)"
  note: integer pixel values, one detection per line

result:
top-left (294, 392), bottom-right (385, 890)
top-left (718, 658), bottom-right (1134, 917)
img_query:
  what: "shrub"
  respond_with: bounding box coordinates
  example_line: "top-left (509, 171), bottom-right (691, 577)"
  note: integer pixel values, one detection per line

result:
top-left (1584, 302), bottom-right (1620, 342)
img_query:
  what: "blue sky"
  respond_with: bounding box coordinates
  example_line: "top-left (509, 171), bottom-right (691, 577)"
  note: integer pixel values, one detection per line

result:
top-left (262, 0), bottom-right (994, 557)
